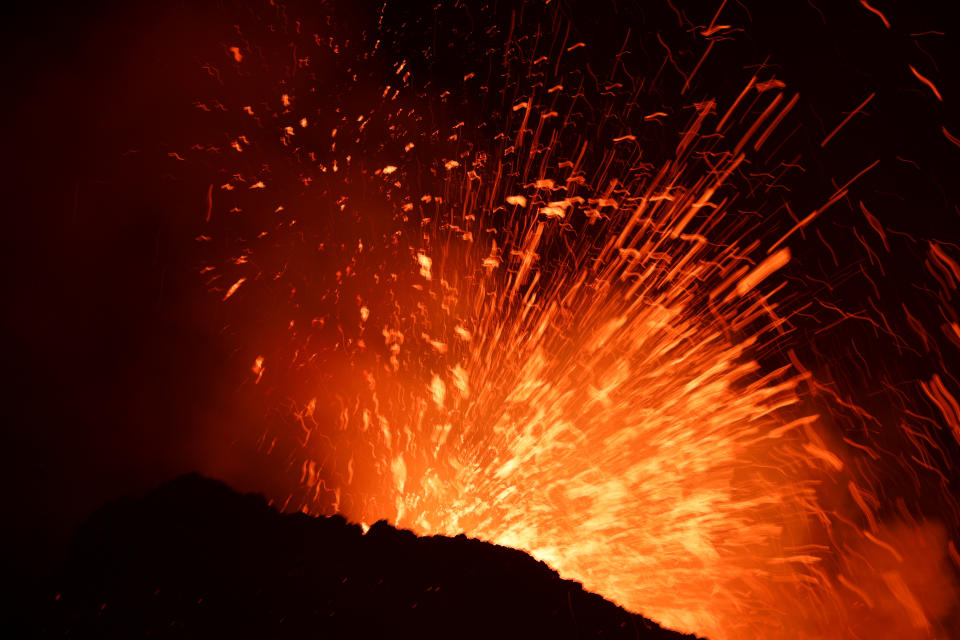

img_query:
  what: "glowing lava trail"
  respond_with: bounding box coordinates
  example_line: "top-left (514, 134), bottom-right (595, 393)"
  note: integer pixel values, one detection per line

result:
top-left (182, 1), bottom-right (960, 637)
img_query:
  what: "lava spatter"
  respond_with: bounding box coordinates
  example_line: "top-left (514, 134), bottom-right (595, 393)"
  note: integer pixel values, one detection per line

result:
top-left (180, 1), bottom-right (960, 637)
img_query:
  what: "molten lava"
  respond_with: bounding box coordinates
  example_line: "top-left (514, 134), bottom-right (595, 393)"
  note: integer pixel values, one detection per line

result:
top-left (182, 1), bottom-right (960, 637)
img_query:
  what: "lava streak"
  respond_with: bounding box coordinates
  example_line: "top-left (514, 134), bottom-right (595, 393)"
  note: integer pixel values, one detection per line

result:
top-left (185, 1), bottom-right (960, 638)
top-left (352, 106), bottom-right (828, 638)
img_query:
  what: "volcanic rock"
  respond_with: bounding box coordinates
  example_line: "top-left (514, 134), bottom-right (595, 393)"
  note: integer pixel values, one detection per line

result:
top-left (31, 473), bottom-right (703, 639)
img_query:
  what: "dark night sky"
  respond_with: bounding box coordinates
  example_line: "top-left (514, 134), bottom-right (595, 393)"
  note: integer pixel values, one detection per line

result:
top-left (1, 0), bottom-right (257, 577)
top-left (2, 0), bottom-right (959, 597)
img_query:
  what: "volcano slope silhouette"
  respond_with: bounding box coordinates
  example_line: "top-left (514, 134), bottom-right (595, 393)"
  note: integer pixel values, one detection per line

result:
top-left (37, 474), bottom-right (702, 639)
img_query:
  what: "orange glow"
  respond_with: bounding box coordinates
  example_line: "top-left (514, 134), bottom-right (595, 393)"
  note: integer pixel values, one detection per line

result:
top-left (193, 3), bottom-right (960, 638)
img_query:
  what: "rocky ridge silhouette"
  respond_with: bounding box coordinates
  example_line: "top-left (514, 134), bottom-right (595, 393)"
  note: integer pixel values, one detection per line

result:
top-left (31, 473), bottom-right (704, 639)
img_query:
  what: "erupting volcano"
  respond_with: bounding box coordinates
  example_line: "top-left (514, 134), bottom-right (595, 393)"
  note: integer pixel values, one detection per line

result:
top-left (6, 0), bottom-right (960, 638)
top-left (188, 1), bottom-right (960, 637)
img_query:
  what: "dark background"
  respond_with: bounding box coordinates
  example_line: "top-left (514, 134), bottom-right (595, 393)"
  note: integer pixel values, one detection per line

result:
top-left (2, 0), bottom-right (958, 610)
top-left (0, 0), bottom-right (257, 583)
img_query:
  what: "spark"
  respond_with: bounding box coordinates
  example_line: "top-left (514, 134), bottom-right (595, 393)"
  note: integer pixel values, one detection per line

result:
top-left (187, 2), bottom-right (960, 638)
top-left (222, 277), bottom-right (246, 301)
top-left (941, 125), bottom-right (960, 148)
top-left (821, 92), bottom-right (876, 148)
top-left (909, 65), bottom-right (944, 102)
top-left (859, 0), bottom-right (891, 29)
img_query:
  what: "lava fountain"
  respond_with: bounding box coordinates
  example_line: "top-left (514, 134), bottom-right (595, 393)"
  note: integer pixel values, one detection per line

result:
top-left (181, 0), bottom-right (960, 637)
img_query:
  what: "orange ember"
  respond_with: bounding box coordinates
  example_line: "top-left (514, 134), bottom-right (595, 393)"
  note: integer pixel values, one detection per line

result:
top-left (186, 1), bottom-right (960, 638)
